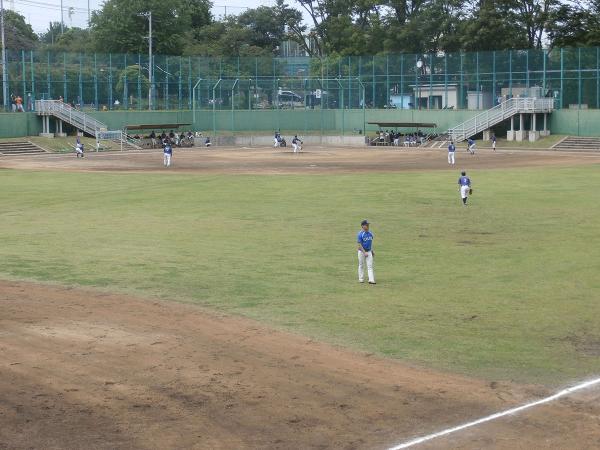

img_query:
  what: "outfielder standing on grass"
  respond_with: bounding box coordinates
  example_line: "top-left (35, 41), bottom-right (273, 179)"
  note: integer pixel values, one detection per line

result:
top-left (357, 220), bottom-right (376, 284)
top-left (458, 171), bottom-right (472, 206)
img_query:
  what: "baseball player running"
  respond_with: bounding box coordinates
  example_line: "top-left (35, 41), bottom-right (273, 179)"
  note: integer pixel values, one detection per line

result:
top-left (448, 141), bottom-right (456, 165)
top-left (458, 171), bottom-right (472, 206)
top-left (163, 140), bottom-right (173, 167)
top-left (357, 220), bottom-right (376, 284)
top-left (467, 138), bottom-right (476, 155)
top-left (75, 137), bottom-right (84, 158)
top-left (292, 135), bottom-right (303, 153)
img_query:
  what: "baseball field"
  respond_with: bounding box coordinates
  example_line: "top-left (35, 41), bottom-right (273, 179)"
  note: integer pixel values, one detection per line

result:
top-left (2, 147), bottom-right (600, 449)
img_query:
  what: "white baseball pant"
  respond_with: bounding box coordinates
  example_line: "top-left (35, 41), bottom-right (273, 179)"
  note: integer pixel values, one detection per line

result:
top-left (460, 185), bottom-right (470, 199)
top-left (358, 250), bottom-right (375, 283)
top-left (448, 152), bottom-right (455, 164)
top-left (293, 142), bottom-right (302, 153)
top-left (164, 153), bottom-right (171, 167)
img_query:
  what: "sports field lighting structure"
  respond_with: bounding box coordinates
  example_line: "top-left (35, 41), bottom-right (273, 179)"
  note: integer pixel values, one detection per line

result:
top-left (247, 78), bottom-right (253, 110)
top-left (212, 78), bottom-right (222, 137)
top-left (335, 77), bottom-right (344, 135)
top-left (0, 0), bottom-right (7, 111)
top-left (231, 79), bottom-right (239, 132)
top-left (192, 77), bottom-right (203, 123)
top-left (356, 77), bottom-right (366, 135)
top-left (138, 11), bottom-right (153, 110)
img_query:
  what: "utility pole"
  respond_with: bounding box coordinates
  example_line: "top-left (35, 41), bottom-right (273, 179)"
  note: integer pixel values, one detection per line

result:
top-left (1, 0), bottom-right (8, 111)
top-left (88, 0), bottom-right (91, 26)
top-left (60, 0), bottom-right (64, 34)
top-left (138, 11), bottom-right (153, 110)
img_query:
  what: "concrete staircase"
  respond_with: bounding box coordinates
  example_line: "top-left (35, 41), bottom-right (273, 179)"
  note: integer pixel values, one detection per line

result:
top-left (0, 141), bottom-right (47, 156)
top-left (552, 136), bottom-right (600, 151)
top-left (448, 98), bottom-right (555, 143)
top-left (35, 100), bottom-right (141, 150)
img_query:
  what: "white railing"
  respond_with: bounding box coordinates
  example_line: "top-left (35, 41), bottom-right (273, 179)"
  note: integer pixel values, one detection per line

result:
top-left (36, 100), bottom-right (141, 150)
top-left (36, 100), bottom-right (108, 137)
top-left (447, 98), bottom-right (555, 142)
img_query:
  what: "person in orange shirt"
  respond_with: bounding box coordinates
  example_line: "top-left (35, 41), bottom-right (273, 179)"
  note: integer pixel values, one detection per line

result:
top-left (15, 95), bottom-right (24, 112)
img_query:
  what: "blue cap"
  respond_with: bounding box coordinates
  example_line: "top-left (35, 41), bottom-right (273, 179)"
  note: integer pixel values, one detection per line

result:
top-left (361, 219), bottom-right (369, 226)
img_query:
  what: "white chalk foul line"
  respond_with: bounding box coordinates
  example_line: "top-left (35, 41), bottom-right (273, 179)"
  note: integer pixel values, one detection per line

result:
top-left (388, 377), bottom-right (600, 450)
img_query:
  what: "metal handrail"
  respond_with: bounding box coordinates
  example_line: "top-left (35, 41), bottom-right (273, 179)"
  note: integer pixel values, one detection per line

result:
top-left (36, 100), bottom-right (107, 137)
top-left (36, 99), bottom-right (141, 150)
top-left (447, 98), bottom-right (554, 142)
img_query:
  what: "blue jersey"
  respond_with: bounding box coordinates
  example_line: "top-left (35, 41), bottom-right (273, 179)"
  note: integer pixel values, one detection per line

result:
top-left (468, 139), bottom-right (474, 146)
top-left (357, 230), bottom-right (373, 251)
top-left (491, 136), bottom-right (496, 142)
top-left (458, 176), bottom-right (471, 186)
top-left (448, 143), bottom-right (456, 152)
top-left (164, 145), bottom-right (172, 155)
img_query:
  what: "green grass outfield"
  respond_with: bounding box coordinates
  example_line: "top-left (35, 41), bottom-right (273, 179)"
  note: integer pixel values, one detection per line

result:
top-left (1, 165), bottom-right (599, 385)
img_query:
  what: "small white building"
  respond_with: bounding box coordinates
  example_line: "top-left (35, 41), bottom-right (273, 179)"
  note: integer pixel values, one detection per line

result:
top-left (409, 83), bottom-right (460, 109)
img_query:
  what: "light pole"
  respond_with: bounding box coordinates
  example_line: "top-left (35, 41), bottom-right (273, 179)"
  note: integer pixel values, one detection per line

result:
top-left (357, 77), bottom-right (366, 136)
top-left (138, 12), bottom-right (153, 110)
top-left (335, 78), bottom-right (344, 136)
top-left (212, 78), bottom-right (222, 137)
top-left (192, 77), bottom-right (202, 124)
top-left (60, 0), bottom-right (64, 34)
top-left (0, 0), bottom-right (7, 111)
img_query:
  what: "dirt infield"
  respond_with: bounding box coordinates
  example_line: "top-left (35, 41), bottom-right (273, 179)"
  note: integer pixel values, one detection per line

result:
top-left (2, 281), bottom-right (600, 450)
top-left (1, 146), bottom-right (600, 174)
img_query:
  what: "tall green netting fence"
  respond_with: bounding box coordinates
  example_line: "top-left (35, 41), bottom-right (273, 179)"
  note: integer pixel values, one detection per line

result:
top-left (1, 48), bottom-right (599, 112)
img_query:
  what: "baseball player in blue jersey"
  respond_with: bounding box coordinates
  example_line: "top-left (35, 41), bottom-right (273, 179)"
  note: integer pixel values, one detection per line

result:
top-left (491, 134), bottom-right (497, 151)
top-left (467, 138), bottom-right (476, 155)
top-left (357, 220), bottom-right (376, 284)
top-left (458, 171), bottom-right (472, 206)
top-left (163, 140), bottom-right (173, 167)
top-left (75, 137), bottom-right (84, 158)
top-left (448, 141), bottom-right (456, 165)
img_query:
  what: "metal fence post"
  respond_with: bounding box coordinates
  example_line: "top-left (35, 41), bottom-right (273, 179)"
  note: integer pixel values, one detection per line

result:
top-left (560, 48), bottom-right (564, 109)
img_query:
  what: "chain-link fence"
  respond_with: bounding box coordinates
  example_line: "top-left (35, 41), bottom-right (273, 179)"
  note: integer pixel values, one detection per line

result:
top-left (1, 48), bottom-right (599, 112)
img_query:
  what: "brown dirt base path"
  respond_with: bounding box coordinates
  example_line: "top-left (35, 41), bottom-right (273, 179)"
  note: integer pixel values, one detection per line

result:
top-left (2, 147), bottom-right (600, 174)
top-left (1, 281), bottom-right (600, 450)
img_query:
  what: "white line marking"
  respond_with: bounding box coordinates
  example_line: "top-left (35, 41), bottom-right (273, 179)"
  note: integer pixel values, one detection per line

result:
top-left (388, 377), bottom-right (600, 450)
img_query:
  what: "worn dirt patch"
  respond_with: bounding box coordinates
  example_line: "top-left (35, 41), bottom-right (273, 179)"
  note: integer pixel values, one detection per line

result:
top-left (1, 280), bottom-right (600, 449)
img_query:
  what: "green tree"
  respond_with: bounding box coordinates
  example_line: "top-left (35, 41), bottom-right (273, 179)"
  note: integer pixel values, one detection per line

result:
top-left (548, 0), bottom-right (600, 48)
top-left (39, 27), bottom-right (94, 53)
top-left (2, 10), bottom-right (38, 50)
top-left (184, 4), bottom-right (306, 57)
top-left (116, 65), bottom-right (150, 94)
top-left (90, 0), bottom-right (212, 55)
top-left (460, 0), bottom-right (528, 51)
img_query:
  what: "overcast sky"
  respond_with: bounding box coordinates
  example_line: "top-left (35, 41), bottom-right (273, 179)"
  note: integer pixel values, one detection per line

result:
top-left (7, 0), bottom-right (277, 34)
